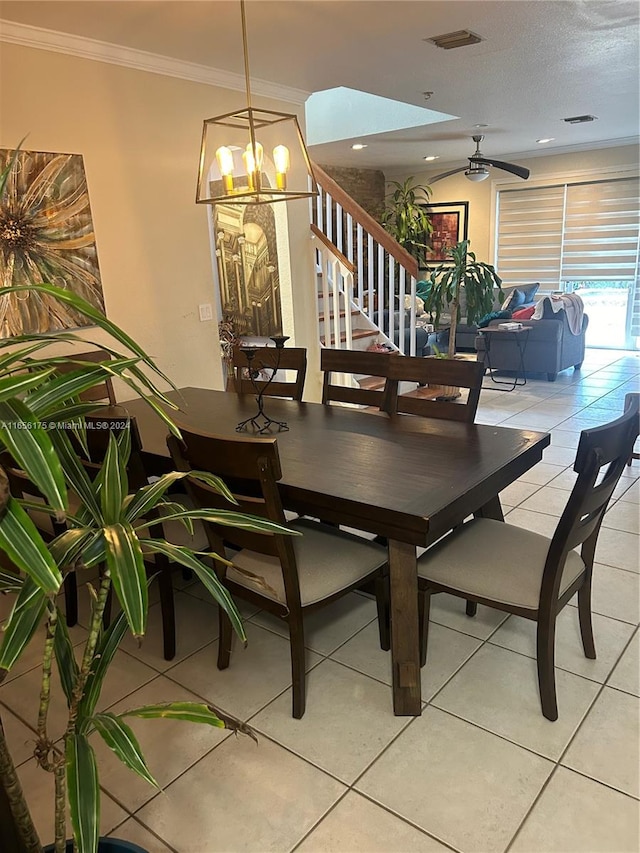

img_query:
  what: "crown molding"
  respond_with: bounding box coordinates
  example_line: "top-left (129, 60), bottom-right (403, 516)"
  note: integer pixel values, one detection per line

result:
top-left (0, 19), bottom-right (309, 105)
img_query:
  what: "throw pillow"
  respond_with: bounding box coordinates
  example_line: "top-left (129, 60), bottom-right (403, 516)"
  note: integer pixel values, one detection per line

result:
top-left (506, 288), bottom-right (526, 310)
top-left (512, 306), bottom-right (535, 320)
top-left (477, 309), bottom-right (512, 328)
top-left (519, 283), bottom-right (540, 304)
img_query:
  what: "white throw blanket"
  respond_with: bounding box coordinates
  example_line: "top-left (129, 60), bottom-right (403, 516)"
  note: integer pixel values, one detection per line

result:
top-left (532, 293), bottom-right (585, 335)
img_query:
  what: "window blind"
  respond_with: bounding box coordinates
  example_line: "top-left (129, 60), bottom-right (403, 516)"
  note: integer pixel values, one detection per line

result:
top-left (496, 176), bottom-right (640, 290)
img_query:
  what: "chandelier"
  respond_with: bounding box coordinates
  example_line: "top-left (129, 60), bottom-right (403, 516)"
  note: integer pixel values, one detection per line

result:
top-left (196, 1), bottom-right (318, 206)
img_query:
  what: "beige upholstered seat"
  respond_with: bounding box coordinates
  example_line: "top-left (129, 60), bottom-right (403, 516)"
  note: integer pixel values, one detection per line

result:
top-left (418, 518), bottom-right (585, 609)
top-left (229, 518), bottom-right (386, 606)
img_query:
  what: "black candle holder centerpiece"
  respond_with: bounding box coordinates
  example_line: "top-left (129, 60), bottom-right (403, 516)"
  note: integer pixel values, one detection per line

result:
top-left (235, 335), bottom-right (290, 434)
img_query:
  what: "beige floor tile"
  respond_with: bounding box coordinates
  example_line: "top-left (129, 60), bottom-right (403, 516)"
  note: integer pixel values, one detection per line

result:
top-left (603, 500), bottom-right (640, 534)
top-left (431, 644), bottom-right (599, 760)
top-left (427, 592), bottom-right (509, 639)
top-left (549, 429), bottom-right (582, 448)
top-left (119, 592), bottom-right (219, 672)
top-left (16, 758), bottom-right (128, 849)
top-left (608, 631), bottom-right (639, 696)
top-left (165, 622), bottom-right (322, 720)
top-left (251, 659), bottom-right (408, 783)
top-left (0, 704), bottom-right (37, 766)
top-left (136, 732), bottom-right (345, 853)
top-left (562, 687), bottom-right (640, 797)
top-left (519, 484), bottom-right (572, 516)
top-left (356, 707), bottom-right (553, 853)
top-left (502, 507), bottom-right (560, 537)
top-left (567, 563), bottom-right (640, 625)
top-left (595, 527), bottom-right (640, 573)
top-left (331, 620), bottom-right (482, 700)
top-left (111, 819), bottom-right (174, 852)
top-left (297, 791), bottom-right (450, 853)
top-left (96, 675), bottom-right (230, 813)
top-left (489, 608), bottom-right (635, 683)
top-left (501, 413), bottom-right (568, 430)
top-left (1, 650), bottom-right (157, 741)
top-left (618, 479), bottom-right (640, 504)
top-left (249, 591), bottom-right (378, 655)
top-left (517, 462), bottom-right (567, 486)
top-left (182, 581), bottom-right (261, 618)
top-left (499, 480), bottom-right (541, 508)
top-left (546, 467), bottom-right (579, 490)
top-left (510, 766), bottom-right (640, 853)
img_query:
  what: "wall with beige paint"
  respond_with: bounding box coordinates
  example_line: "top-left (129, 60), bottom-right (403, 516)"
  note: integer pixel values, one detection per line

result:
top-left (0, 42), bottom-right (320, 398)
top-left (396, 144), bottom-right (639, 266)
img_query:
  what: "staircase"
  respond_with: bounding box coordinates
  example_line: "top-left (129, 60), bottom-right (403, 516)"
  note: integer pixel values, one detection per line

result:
top-left (309, 163), bottom-right (422, 397)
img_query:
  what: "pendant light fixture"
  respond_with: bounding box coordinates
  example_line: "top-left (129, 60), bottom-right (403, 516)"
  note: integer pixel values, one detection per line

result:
top-left (196, 0), bottom-right (318, 206)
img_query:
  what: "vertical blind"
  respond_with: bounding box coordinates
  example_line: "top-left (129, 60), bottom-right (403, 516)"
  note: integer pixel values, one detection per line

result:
top-left (496, 176), bottom-right (640, 290)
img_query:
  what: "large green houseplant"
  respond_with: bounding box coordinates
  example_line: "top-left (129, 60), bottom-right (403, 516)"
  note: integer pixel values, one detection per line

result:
top-left (425, 239), bottom-right (504, 358)
top-left (0, 153), bottom-right (292, 852)
top-left (381, 177), bottom-right (433, 268)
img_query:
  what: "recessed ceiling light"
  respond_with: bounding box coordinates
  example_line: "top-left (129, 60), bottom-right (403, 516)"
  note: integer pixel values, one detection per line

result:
top-left (536, 137), bottom-right (555, 144)
top-left (474, 124), bottom-right (488, 128)
top-left (351, 143), bottom-right (368, 150)
top-left (423, 155), bottom-right (439, 161)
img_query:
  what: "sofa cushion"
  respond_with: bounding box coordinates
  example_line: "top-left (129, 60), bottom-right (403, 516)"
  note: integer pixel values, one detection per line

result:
top-left (503, 288), bottom-right (525, 310)
top-left (512, 306), bottom-right (536, 320)
top-left (520, 282), bottom-right (540, 303)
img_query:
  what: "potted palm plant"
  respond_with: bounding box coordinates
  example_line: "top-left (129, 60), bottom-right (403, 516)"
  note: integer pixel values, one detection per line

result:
top-left (381, 177), bottom-right (433, 268)
top-left (0, 152), bottom-right (292, 853)
top-left (425, 239), bottom-right (504, 359)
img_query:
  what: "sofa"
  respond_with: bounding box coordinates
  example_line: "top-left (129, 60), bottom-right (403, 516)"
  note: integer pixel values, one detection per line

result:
top-left (474, 299), bottom-right (589, 381)
top-left (434, 283), bottom-right (540, 352)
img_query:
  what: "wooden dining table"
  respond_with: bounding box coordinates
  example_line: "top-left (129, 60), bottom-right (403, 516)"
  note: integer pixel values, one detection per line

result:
top-left (118, 388), bottom-right (550, 716)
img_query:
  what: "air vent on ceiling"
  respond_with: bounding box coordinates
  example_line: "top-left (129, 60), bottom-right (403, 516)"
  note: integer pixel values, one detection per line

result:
top-left (563, 114), bottom-right (598, 124)
top-left (425, 30), bottom-right (483, 50)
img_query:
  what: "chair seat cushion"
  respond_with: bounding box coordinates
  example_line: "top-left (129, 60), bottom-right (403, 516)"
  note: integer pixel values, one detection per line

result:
top-left (227, 518), bottom-right (387, 606)
top-left (417, 518), bottom-right (585, 609)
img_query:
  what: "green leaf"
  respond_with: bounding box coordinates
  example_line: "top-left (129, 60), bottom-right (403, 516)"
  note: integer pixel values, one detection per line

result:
top-left (91, 713), bottom-right (158, 788)
top-left (0, 496), bottom-right (62, 593)
top-left (124, 470), bottom-right (236, 523)
top-left (66, 733), bottom-right (100, 853)
top-left (100, 432), bottom-right (127, 525)
top-left (25, 360), bottom-right (139, 417)
top-left (0, 398), bottom-right (67, 512)
top-left (49, 528), bottom-right (93, 570)
top-left (122, 701), bottom-right (226, 728)
top-left (104, 523), bottom-right (147, 638)
top-left (78, 610), bottom-right (128, 722)
top-left (137, 507), bottom-right (297, 535)
top-left (48, 430), bottom-right (101, 522)
top-left (0, 576), bottom-right (47, 679)
top-left (0, 568), bottom-right (21, 592)
top-left (53, 603), bottom-right (79, 706)
top-left (0, 367), bottom-right (56, 402)
top-left (138, 540), bottom-right (245, 643)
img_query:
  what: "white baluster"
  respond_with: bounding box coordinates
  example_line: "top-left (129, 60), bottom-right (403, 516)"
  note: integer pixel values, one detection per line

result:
top-left (345, 270), bottom-right (354, 350)
top-left (336, 204), bottom-right (343, 254)
top-left (398, 265), bottom-right (406, 355)
top-left (325, 192), bottom-right (333, 242)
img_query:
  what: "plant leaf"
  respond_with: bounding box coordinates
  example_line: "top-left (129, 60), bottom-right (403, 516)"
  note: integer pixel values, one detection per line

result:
top-left (0, 496), bottom-right (62, 593)
top-left (0, 576), bottom-right (47, 680)
top-left (66, 733), bottom-right (100, 853)
top-left (49, 528), bottom-right (93, 569)
top-left (124, 470), bottom-right (236, 523)
top-left (137, 507), bottom-right (297, 535)
top-left (48, 430), bottom-right (101, 522)
top-left (53, 603), bottom-right (79, 706)
top-left (91, 712), bottom-right (158, 788)
top-left (100, 432), bottom-right (126, 525)
top-left (0, 367), bottom-right (57, 402)
top-left (103, 523), bottom-right (147, 638)
top-left (0, 568), bottom-right (21, 592)
top-left (122, 701), bottom-right (226, 728)
top-left (0, 398), bottom-right (67, 512)
top-left (78, 610), bottom-right (128, 722)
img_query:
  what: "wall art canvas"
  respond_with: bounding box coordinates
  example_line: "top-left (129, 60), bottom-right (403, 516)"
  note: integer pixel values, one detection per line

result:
top-left (212, 199), bottom-right (282, 338)
top-left (419, 201), bottom-right (469, 267)
top-left (0, 147), bottom-right (104, 337)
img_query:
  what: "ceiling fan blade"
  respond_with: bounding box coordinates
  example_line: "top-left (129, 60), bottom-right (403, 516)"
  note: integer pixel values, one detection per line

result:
top-left (470, 157), bottom-right (530, 180)
top-left (428, 166), bottom-right (468, 184)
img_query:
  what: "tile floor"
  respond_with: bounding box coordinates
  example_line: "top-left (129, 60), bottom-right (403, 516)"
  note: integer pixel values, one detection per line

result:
top-left (1, 349), bottom-right (639, 853)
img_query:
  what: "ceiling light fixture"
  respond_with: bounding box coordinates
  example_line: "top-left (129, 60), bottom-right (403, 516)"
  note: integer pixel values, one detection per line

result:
top-left (351, 143), bottom-right (368, 150)
top-left (563, 114), bottom-right (598, 124)
top-left (196, 0), bottom-right (317, 206)
top-left (473, 124), bottom-right (489, 129)
top-left (465, 167), bottom-right (490, 182)
top-left (423, 155), bottom-right (439, 161)
top-left (536, 137), bottom-right (555, 144)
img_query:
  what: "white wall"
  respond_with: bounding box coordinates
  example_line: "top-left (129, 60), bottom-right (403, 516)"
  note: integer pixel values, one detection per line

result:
top-left (0, 42), bottom-right (320, 398)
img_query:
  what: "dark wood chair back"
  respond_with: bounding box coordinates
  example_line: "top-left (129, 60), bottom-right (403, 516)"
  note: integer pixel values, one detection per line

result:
top-left (232, 346), bottom-right (307, 401)
top-left (544, 394), bottom-right (640, 599)
top-left (321, 348), bottom-right (393, 410)
top-left (385, 356), bottom-right (485, 422)
top-left (54, 349), bottom-right (117, 405)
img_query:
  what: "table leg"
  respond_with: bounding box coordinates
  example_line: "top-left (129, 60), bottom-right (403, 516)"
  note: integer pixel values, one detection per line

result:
top-left (388, 539), bottom-right (422, 716)
top-left (474, 494), bottom-right (504, 522)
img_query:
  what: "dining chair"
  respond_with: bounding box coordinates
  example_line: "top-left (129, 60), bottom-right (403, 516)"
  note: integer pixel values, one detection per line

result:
top-left (167, 428), bottom-right (389, 719)
top-left (232, 346), bottom-right (307, 401)
top-left (626, 392), bottom-right (640, 466)
top-left (416, 394), bottom-right (640, 720)
top-left (321, 348), bottom-right (393, 411)
top-left (385, 355), bottom-right (485, 422)
top-left (52, 349), bottom-right (117, 405)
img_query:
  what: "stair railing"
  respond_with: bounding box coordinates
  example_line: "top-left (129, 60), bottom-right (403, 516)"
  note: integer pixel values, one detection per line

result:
top-left (311, 224), bottom-right (356, 349)
top-left (310, 162), bottom-right (419, 355)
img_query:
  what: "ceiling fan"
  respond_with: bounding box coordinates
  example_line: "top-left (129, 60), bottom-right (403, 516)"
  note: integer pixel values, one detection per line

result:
top-left (430, 135), bottom-right (530, 183)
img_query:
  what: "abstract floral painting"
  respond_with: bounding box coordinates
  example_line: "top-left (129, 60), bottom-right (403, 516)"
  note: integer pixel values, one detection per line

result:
top-left (0, 147), bottom-right (104, 337)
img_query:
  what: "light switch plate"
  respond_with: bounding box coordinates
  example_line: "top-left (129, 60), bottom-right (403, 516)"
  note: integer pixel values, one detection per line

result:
top-left (198, 303), bottom-right (213, 322)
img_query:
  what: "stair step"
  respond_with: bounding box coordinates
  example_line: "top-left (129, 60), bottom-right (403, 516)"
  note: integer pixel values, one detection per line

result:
top-left (320, 329), bottom-right (379, 345)
top-left (358, 376), bottom-right (386, 391)
top-left (402, 387), bottom-right (445, 400)
top-left (319, 310), bottom-right (361, 320)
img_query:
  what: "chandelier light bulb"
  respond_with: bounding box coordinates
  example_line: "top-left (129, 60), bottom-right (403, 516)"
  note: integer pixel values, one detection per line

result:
top-left (273, 145), bottom-right (290, 189)
top-left (215, 146), bottom-right (235, 193)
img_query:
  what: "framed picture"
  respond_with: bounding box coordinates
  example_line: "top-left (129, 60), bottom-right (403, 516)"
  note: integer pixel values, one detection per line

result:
top-left (420, 201), bottom-right (469, 267)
